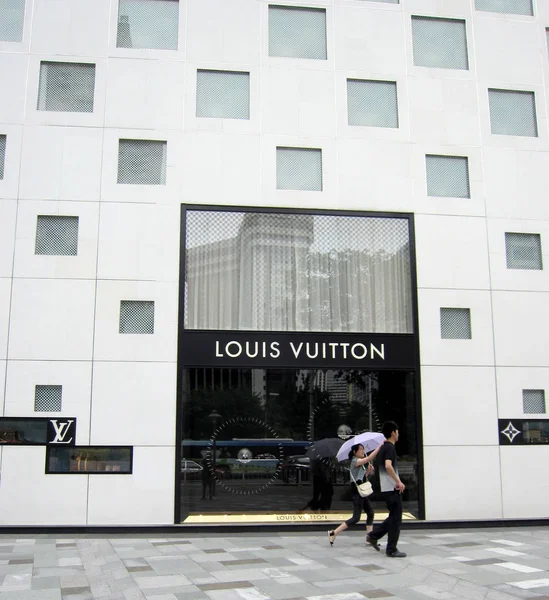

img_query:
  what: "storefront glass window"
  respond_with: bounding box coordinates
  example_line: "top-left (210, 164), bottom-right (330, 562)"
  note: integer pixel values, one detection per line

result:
top-left (184, 210), bottom-right (413, 333)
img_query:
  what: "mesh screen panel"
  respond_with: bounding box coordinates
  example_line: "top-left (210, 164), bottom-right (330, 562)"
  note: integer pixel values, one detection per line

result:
top-left (440, 308), bottom-right (471, 339)
top-left (366, 0), bottom-right (399, 3)
top-left (547, 28), bottom-right (549, 59)
top-left (0, 0), bottom-right (25, 42)
top-left (185, 210), bottom-right (413, 333)
top-left (118, 139), bottom-right (167, 185)
top-left (523, 389), bottom-right (546, 414)
top-left (196, 70), bottom-right (250, 119)
top-left (117, 0), bottom-right (179, 50)
top-left (276, 147), bottom-right (322, 191)
top-left (475, 0), bottom-right (533, 16)
top-left (488, 89), bottom-right (538, 137)
top-left (426, 155), bottom-right (470, 198)
top-left (505, 232), bottom-right (543, 270)
top-left (35, 216), bottom-right (79, 256)
top-left (37, 62), bottom-right (96, 113)
top-left (268, 5), bottom-right (327, 60)
top-left (0, 134), bottom-right (6, 180)
top-left (412, 16), bottom-right (468, 70)
top-left (34, 385), bottom-right (62, 412)
top-left (347, 80), bottom-right (398, 128)
top-left (119, 300), bottom-right (155, 334)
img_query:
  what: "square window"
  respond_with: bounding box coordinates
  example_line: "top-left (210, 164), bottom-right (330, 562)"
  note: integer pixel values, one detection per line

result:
top-left (34, 385), bottom-right (62, 412)
top-left (196, 70), bottom-right (250, 119)
top-left (523, 389), bottom-right (546, 414)
top-left (488, 89), bottom-right (538, 137)
top-left (505, 232), bottom-right (543, 270)
top-left (440, 307), bottom-right (471, 339)
top-left (118, 139), bottom-right (167, 185)
top-left (475, 0), bottom-right (533, 16)
top-left (347, 80), bottom-right (398, 128)
top-left (412, 16), bottom-right (468, 70)
top-left (35, 216), bottom-right (79, 256)
top-left (37, 62), bottom-right (96, 113)
top-left (426, 155), bottom-right (470, 198)
top-left (268, 5), bottom-right (327, 60)
top-left (0, 134), bottom-right (6, 180)
top-left (119, 300), bottom-right (155, 334)
top-left (0, 0), bottom-right (25, 42)
top-left (276, 147), bottom-right (322, 191)
top-left (117, 0), bottom-right (179, 50)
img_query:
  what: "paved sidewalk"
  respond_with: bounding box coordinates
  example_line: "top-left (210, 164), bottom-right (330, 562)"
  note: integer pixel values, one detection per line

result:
top-left (1, 527), bottom-right (549, 600)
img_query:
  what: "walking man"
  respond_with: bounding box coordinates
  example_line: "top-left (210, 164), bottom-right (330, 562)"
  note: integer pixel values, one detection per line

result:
top-left (366, 421), bottom-right (406, 558)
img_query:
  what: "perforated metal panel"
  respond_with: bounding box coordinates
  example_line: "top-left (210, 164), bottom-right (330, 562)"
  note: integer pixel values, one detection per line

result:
top-left (547, 28), bottom-right (549, 59)
top-left (268, 5), bottom-right (327, 60)
top-left (276, 147), bottom-right (322, 191)
top-left (475, 0), bottom-right (533, 16)
top-left (185, 210), bottom-right (413, 333)
top-left (118, 139), bottom-right (167, 185)
top-left (366, 0), bottom-right (399, 3)
top-left (426, 155), bottom-right (470, 198)
top-left (119, 300), bottom-right (155, 334)
top-left (35, 216), bottom-right (79, 256)
top-left (488, 89), bottom-right (538, 137)
top-left (505, 232), bottom-right (543, 270)
top-left (347, 80), bottom-right (398, 128)
top-left (37, 62), bottom-right (96, 113)
top-left (412, 16), bottom-right (468, 70)
top-left (523, 390), bottom-right (546, 414)
top-left (34, 385), bottom-right (62, 412)
top-left (196, 70), bottom-right (250, 119)
top-left (0, 134), bottom-right (6, 180)
top-left (117, 0), bottom-right (179, 50)
top-left (440, 308), bottom-right (471, 339)
top-left (0, 0), bottom-right (25, 42)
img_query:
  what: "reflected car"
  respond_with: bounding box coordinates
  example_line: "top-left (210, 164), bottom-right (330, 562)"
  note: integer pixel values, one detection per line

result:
top-left (181, 460), bottom-right (203, 472)
top-left (279, 455), bottom-right (310, 484)
top-left (256, 453), bottom-right (277, 460)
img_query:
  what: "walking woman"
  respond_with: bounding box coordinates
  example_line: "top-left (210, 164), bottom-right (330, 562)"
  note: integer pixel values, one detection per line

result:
top-left (328, 442), bottom-right (382, 547)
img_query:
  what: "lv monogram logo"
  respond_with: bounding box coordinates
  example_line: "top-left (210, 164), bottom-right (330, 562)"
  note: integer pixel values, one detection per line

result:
top-left (48, 419), bottom-right (76, 445)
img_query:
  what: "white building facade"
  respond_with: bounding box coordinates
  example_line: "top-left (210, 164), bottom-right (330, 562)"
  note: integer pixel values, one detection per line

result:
top-left (1, 0), bottom-right (548, 526)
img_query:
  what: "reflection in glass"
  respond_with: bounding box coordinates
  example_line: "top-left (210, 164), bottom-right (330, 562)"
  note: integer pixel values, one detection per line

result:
top-left (0, 419), bottom-right (47, 445)
top-left (523, 421), bottom-right (549, 444)
top-left (185, 211), bottom-right (413, 333)
top-left (179, 368), bottom-right (418, 522)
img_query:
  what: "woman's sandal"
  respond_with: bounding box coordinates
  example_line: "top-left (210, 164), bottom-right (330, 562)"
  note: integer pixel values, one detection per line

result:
top-left (328, 530), bottom-right (335, 546)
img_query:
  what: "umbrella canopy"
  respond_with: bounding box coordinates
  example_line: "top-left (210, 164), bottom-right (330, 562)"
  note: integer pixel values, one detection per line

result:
top-left (336, 431), bottom-right (385, 462)
top-left (305, 437), bottom-right (344, 459)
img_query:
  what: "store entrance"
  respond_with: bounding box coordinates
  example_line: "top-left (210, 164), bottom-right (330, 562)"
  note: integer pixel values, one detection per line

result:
top-left (178, 367), bottom-right (420, 523)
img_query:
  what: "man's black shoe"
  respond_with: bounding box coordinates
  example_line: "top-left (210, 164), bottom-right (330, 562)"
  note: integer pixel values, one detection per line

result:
top-left (387, 550), bottom-right (406, 558)
top-left (366, 535), bottom-right (380, 551)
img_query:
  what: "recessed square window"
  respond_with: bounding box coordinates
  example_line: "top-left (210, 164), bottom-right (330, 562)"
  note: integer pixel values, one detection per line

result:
top-left (347, 80), bottom-right (398, 128)
top-left (37, 62), bottom-right (96, 113)
top-left (276, 147), bottom-right (322, 191)
top-left (268, 5), bottom-right (327, 60)
top-left (118, 139), bottom-right (167, 185)
top-left (505, 232), bottom-right (543, 270)
top-left (412, 16), bottom-right (468, 70)
top-left (475, 0), bottom-right (533, 16)
top-left (426, 155), bottom-right (470, 198)
top-left (119, 300), bottom-right (155, 334)
top-left (0, 135), bottom-right (6, 180)
top-left (196, 70), bottom-right (250, 119)
top-left (0, 0), bottom-right (25, 42)
top-left (523, 390), bottom-right (546, 414)
top-left (440, 307), bottom-right (471, 339)
top-left (34, 385), bottom-right (62, 412)
top-left (35, 216), bottom-right (79, 256)
top-left (117, 0), bottom-right (179, 50)
top-left (488, 89), bottom-right (538, 137)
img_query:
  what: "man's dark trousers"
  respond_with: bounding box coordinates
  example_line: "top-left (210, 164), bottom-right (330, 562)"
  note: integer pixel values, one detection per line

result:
top-left (369, 491), bottom-right (403, 554)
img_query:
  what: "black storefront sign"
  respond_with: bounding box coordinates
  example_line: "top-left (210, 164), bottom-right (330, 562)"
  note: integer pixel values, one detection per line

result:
top-left (499, 418), bottom-right (549, 445)
top-left (0, 417), bottom-right (76, 446)
top-left (180, 331), bottom-right (415, 369)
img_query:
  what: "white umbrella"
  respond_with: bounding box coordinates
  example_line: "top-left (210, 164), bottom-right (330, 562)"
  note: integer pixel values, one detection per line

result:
top-left (336, 431), bottom-right (385, 462)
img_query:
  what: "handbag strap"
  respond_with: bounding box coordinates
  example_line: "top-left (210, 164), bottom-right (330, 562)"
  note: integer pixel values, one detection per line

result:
top-left (349, 463), bottom-right (367, 485)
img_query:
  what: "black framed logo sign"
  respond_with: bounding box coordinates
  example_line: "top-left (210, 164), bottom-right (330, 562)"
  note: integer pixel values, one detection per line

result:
top-left (499, 419), bottom-right (549, 445)
top-left (46, 419), bottom-right (76, 445)
top-left (0, 417), bottom-right (77, 446)
top-left (179, 331), bottom-right (416, 369)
